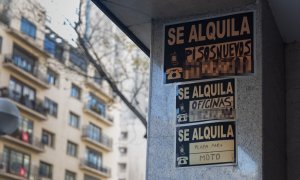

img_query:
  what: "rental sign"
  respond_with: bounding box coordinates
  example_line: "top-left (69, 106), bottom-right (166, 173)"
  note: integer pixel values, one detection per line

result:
top-left (176, 78), bottom-right (235, 124)
top-left (164, 12), bottom-right (254, 83)
top-left (176, 121), bottom-right (236, 167)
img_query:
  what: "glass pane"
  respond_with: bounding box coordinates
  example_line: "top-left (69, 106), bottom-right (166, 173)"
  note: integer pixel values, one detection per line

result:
top-left (23, 155), bottom-right (30, 177)
top-left (3, 148), bottom-right (8, 164)
top-left (21, 17), bottom-right (36, 39)
top-left (40, 162), bottom-right (51, 178)
top-left (84, 175), bottom-right (99, 180)
top-left (86, 148), bottom-right (102, 168)
top-left (44, 37), bottom-right (56, 55)
top-left (42, 132), bottom-right (49, 145)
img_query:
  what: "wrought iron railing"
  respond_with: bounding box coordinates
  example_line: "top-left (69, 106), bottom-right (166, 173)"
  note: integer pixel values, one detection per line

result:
top-left (85, 103), bottom-right (105, 117)
top-left (80, 159), bottom-right (111, 176)
top-left (82, 126), bottom-right (113, 149)
top-left (0, 154), bottom-right (41, 179)
top-left (10, 130), bottom-right (44, 150)
top-left (4, 55), bottom-right (48, 84)
top-left (0, 87), bottom-right (47, 115)
top-left (85, 104), bottom-right (114, 124)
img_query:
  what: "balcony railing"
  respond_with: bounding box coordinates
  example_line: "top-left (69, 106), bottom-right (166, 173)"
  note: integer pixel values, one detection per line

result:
top-left (0, 87), bottom-right (47, 116)
top-left (85, 79), bottom-right (113, 102)
top-left (82, 126), bottom-right (113, 150)
top-left (84, 104), bottom-right (113, 126)
top-left (85, 103), bottom-right (113, 120)
top-left (3, 55), bottom-right (49, 88)
top-left (3, 130), bottom-right (44, 152)
top-left (80, 159), bottom-right (111, 177)
top-left (0, 156), bottom-right (40, 180)
top-left (86, 103), bottom-right (106, 117)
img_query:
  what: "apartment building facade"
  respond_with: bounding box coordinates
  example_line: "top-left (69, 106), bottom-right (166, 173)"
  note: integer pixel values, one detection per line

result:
top-left (0, 0), bottom-right (119, 179)
top-left (116, 47), bottom-right (148, 180)
top-left (118, 117), bottom-right (147, 180)
top-left (80, 2), bottom-right (149, 180)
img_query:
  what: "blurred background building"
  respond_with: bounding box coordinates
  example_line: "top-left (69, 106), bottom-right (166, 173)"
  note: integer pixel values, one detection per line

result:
top-left (0, 0), bottom-right (144, 180)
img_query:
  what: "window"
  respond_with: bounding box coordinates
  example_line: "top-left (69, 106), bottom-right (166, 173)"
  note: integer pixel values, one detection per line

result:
top-left (66, 141), bottom-right (78, 157)
top-left (12, 45), bottom-right (37, 74)
top-left (69, 112), bottom-right (80, 128)
top-left (84, 174), bottom-right (100, 180)
top-left (0, 36), bottom-right (2, 53)
top-left (88, 123), bottom-right (102, 142)
top-left (9, 78), bottom-right (36, 104)
top-left (20, 17), bottom-right (36, 39)
top-left (71, 84), bottom-right (81, 99)
top-left (44, 36), bottom-right (55, 55)
top-left (47, 69), bottom-right (58, 86)
top-left (44, 97), bottom-right (58, 117)
top-left (17, 117), bottom-right (34, 144)
top-left (94, 70), bottom-right (103, 85)
top-left (65, 170), bottom-right (76, 180)
top-left (87, 93), bottom-right (106, 117)
top-left (44, 36), bottom-right (64, 61)
top-left (69, 48), bottom-right (87, 72)
top-left (3, 147), bottom-right (31, 178)
top-left (120, 131), bottom-right (128, 140)
top-left (118, 163), bottom-right (127, 172)
top-left (42, 130), bottom-right (55, 148)
top-left (119, 147), bottom-right (127, 156)
top-left (39, 161), bottom-right (52, 179)
top-left (86, 148), bottom-right (102, 169)
top-left (8, 78), bottom-right (46, 114)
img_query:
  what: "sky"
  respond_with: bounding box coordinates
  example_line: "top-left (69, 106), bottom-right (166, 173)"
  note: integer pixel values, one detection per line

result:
top-left (39, 0), bottom-right (80, 43)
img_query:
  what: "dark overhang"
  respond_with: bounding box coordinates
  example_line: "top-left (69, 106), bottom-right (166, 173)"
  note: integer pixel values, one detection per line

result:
top-left (92, 0), bottom-right (300, 57)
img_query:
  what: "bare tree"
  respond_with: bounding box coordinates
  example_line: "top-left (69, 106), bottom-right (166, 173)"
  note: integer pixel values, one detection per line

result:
top-left (1, 0), bottom-right (149, 136)
top-left (70, 0), bottom-right (149, 133)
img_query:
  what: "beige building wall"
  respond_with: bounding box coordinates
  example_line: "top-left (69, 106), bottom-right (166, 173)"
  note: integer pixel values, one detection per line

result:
top-left (0, 0), bottom-right (119, 179)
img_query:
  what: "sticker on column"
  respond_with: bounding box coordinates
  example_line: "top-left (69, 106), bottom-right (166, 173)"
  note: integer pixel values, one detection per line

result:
top-left (176, 78), bottom-right (235, 124)
top-left (164, 12), bottom-right (254, 84)
top-left (176, 120), bottom-right (236, 167)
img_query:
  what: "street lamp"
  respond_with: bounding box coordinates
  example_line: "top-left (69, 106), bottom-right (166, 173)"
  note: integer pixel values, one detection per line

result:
top-left (0, 98), bottom-right (20, 135)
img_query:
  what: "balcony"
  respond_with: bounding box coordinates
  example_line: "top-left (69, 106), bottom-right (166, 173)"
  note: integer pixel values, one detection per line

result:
top-left (6, 28), bottom-right (50, 58)
top-left (79, 159), bottom-right (111, 178)
top-left (82, 126), bottom-right (113, 152)
top-left (0, 88), bottom-right (47, 120)
top-left (1, 131), bottom-right (44, 153)
top-left (3, 55), bottom-right (50, 89)
top-left (83, 104), bottom-right (113, 126)
top-left (85, 79), bottom-right (113, 103)
top-left (0, 159), bottom-right (39, 180)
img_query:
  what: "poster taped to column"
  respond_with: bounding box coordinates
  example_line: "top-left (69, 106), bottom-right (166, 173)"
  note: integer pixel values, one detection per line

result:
top-left (176, 78), bottom-right (235, 124)
top-left (176, 121), bottom-right (236, 167)
top-left (164, 12), bottom-right (254, 84)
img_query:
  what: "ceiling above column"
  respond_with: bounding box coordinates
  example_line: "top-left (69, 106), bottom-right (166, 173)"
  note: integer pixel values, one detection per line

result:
top-left (92, 0), bottom-right (300, 56)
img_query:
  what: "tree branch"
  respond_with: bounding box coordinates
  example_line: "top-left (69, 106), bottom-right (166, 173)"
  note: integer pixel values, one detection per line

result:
top-left (68, 1), bottom-right (148, 138)
top-left (78, 35), bottom-right (147, 128)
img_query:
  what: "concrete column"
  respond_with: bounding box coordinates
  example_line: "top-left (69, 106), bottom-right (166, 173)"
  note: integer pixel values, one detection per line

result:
top-left (286, 43), bottom-right (300, 180)
top-left (261, 0), bottom-right (285, 179)
top-left (146, 0), bottom-right (286, 179)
